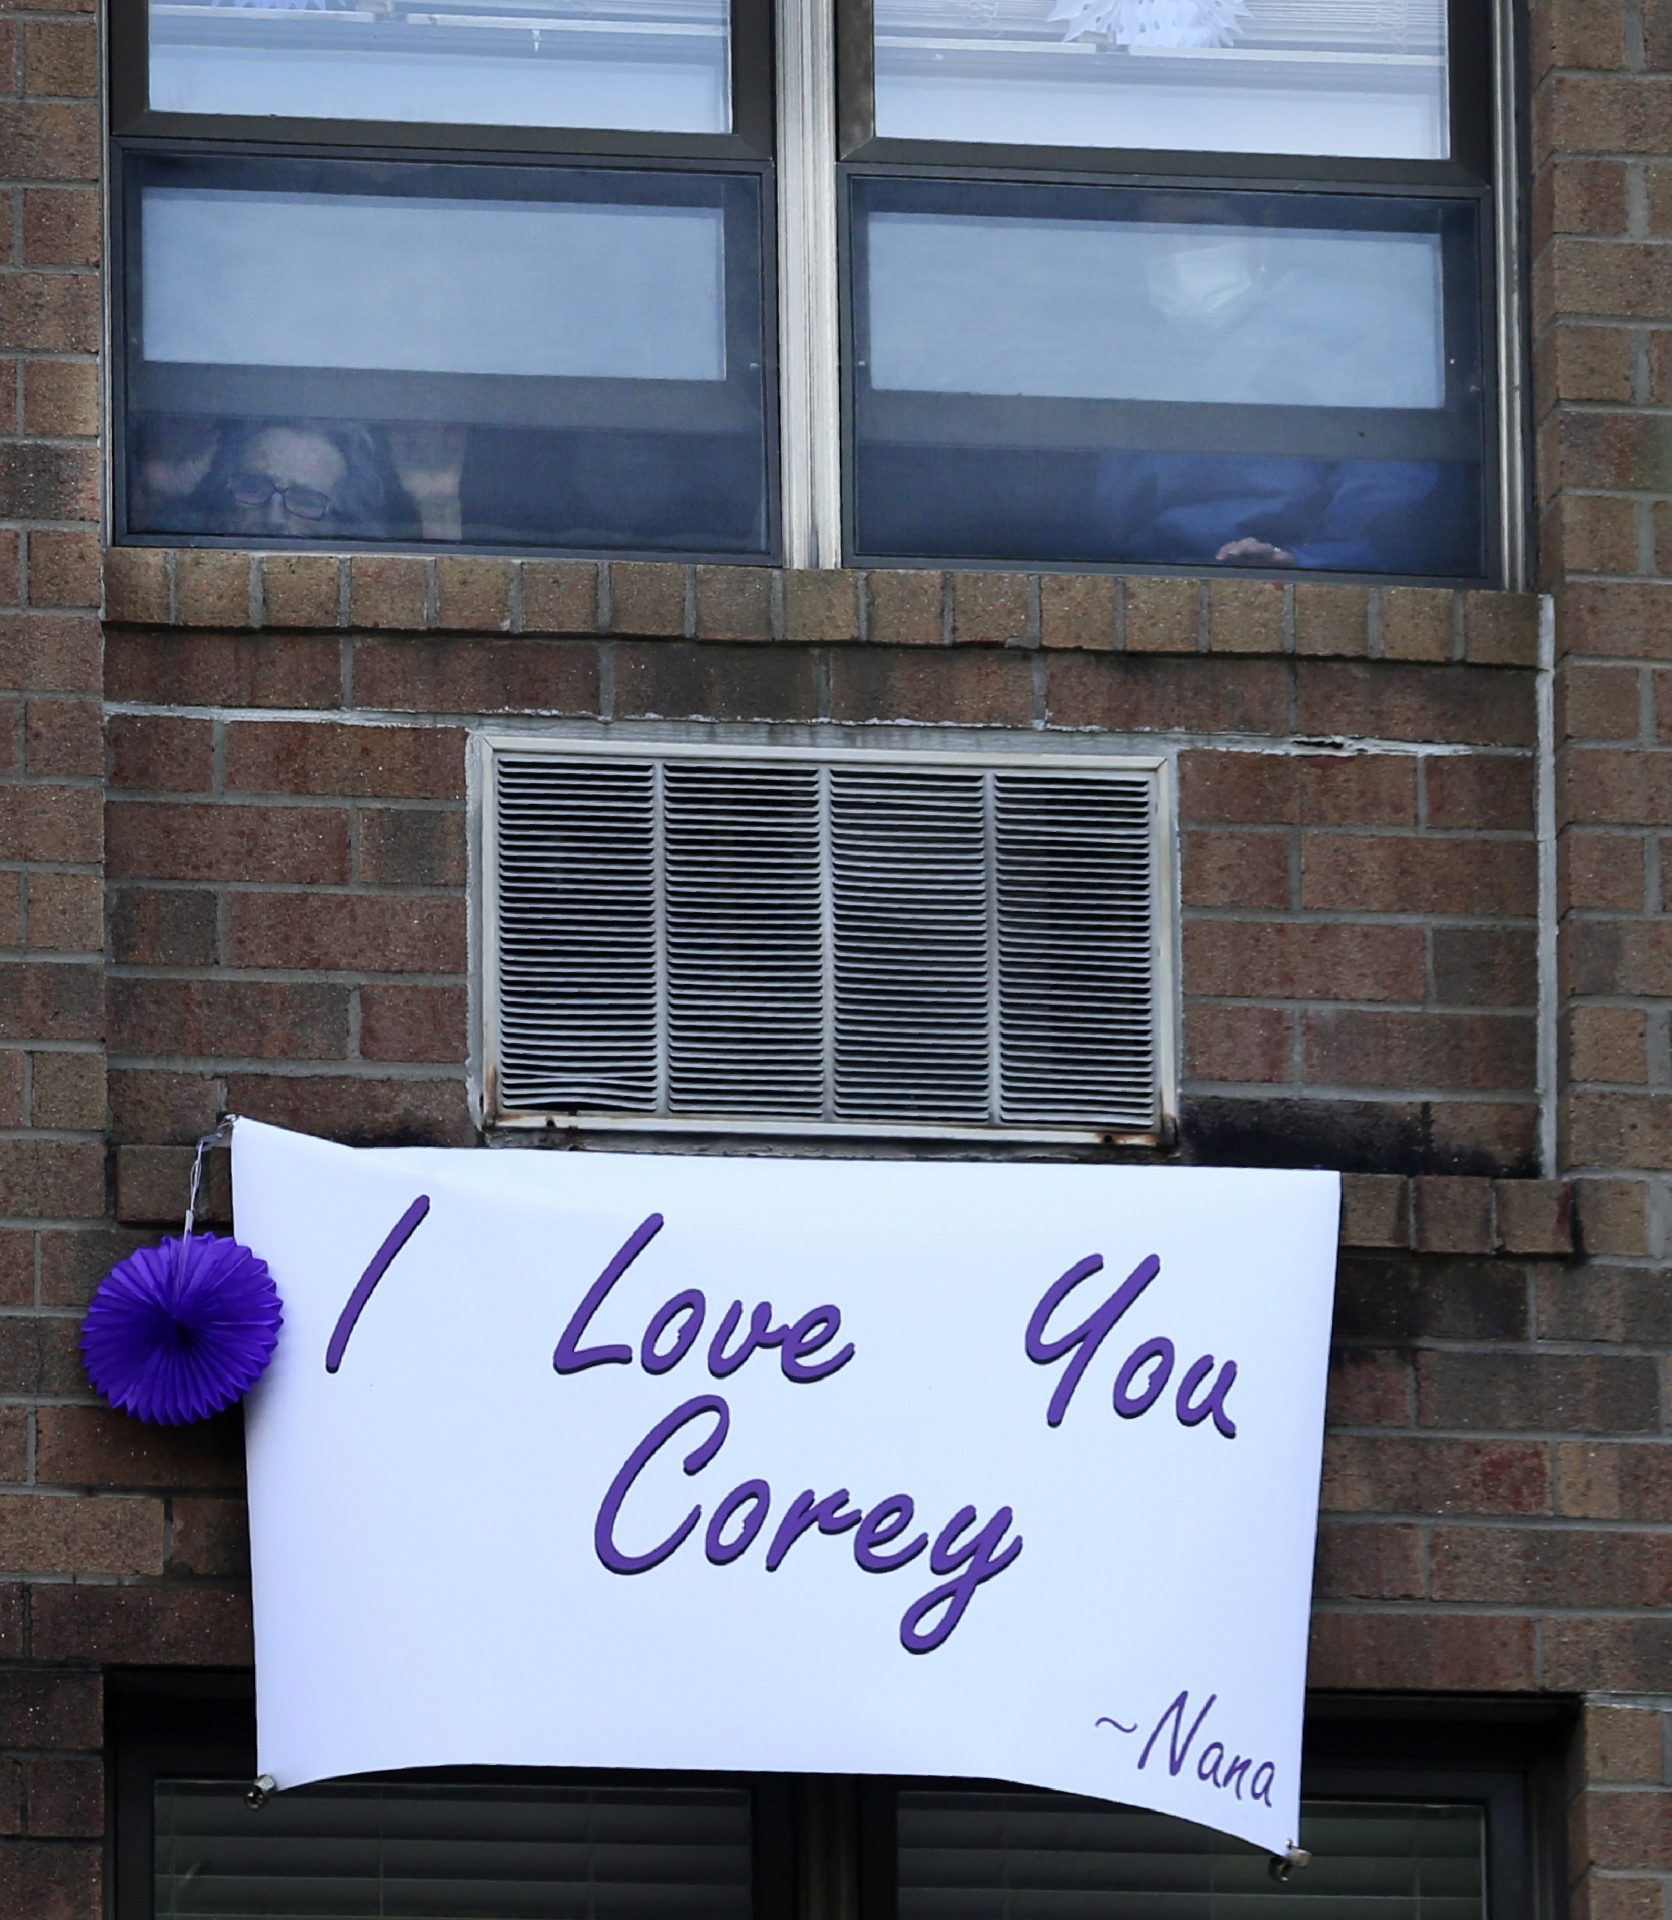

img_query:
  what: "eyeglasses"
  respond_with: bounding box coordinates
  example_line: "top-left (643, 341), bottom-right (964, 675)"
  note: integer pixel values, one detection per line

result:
top-left (226, 472), bottom-right (333, 521)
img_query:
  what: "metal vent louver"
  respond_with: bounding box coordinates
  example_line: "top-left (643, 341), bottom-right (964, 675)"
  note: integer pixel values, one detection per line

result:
top-left (490, 745), bottom-right (1164, 1138)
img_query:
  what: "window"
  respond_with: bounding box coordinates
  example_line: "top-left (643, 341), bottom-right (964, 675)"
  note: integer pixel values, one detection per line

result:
top-left (110, 0), bottom-right (1513, 581)
top-left (481, 737), bottom-right (1172, 1141)
top-left (116, 1684), bottom-right (1546, 1920)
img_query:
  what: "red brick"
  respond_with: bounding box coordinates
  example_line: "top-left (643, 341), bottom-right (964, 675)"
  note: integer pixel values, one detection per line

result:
top-left (1557, 1442), bottom-right (1672, 1522)
top-left (1180, 751), bottom-right (1416, 826)
top-left (0, 962), bottom-right (100, 1040)
top-left (1307, 1613), bottom-right (1537, 1691)
top-left (34, 1406), bottom-right (243, 1490)
top-left (106, 630), bottom-right (342, 709)
top-left (1418, 1350), bottom-right (1660, 1431)
top-left (222, 1072), bottom-right (474, 1147)
top-left (866, 570), bottom-right (944, 647)
top-left (0, 1492), bottom-right (164, 1574)
top-left (1184, 1004), bottom-right (1293, 1084)
top-left (1312, 1522), bottom-right (1425, 1600)
top-left (359, 808), bottom-right (467, 887)
top-left (108, 712), bottom-right (214, 791)
top-left (1308, 1012), bottom-right (1534, 1094)
top-left (1296, 661), bottom-right (1534, 746)
top-left (609, 561), bottom-right (686, 637)
top-left (1301, 835), bottom-right (1536, 914)
top-left (1049, 655), bottom-right (1286, 734)
top-left (349, 553), bottom-right (428, 630)
top-left (1183, 920), bottom-right (1425, 1001)
top-left (1180, 830), bottom-right (1289, 908)
top-left (695, 564), bottom-right (774, 642)
top-left (170, 1496), bottom-right (249, 1577)
top-left (107, 801), bottom-right (350, 883)
top-left (225, 721), bottom-right (464, 799)
top-left (359, 984), bottom-right (468, 1062)
top-left (24, 873), bottom-right (100, 952)
top-left (24, 1756), bottom-right (102, 1837)
top-left (1038, 573), bottom-right (1117, 651)
top-left (227, 893), bottom-right (465, 974)
top-left (111, 977), bottom-right (348, 1061)
top-left (1321, 1435), bottom-right (1551, 1514)
top-left (30, 1582), bottom-right (253, 1665)
top-left (354, 637), bottom-right (599, 715)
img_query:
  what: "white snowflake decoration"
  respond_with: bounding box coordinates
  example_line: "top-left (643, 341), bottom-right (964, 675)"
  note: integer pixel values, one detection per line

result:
top-left (1048, 0), bottom-right (1250, 49)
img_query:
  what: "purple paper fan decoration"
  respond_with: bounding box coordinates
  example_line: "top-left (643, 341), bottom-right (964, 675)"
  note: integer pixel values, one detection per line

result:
top-left (81, 1235), bottom-right (283, 1425)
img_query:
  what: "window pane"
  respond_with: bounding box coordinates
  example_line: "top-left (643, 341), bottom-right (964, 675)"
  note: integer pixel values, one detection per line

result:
top-left (156, 1776), bottom-right (753, 1919)
top-left (897, 1790), bottom-right (1485, 1920)
top-left (125, 155), bottom-right (773, 559)
top-left (874, 0), bottom-right (1448, 161)
top-left (849, 178), bottom-right (1486, 578)
top-left (148, 0), bottom-right (731, 135)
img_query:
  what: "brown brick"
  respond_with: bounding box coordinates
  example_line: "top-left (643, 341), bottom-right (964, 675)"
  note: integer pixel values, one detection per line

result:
top-left (1533, 159), bottom-right (1630, 246)
top-left (0, 782), bottom-right (98, 861)
top-left (435, 554), bottom-right (513, 632)
top-left (1180, 751), bottom-right (1417, 826)
top-left (1433, 1527), bottom-right (1672, 1607)
top-left (522, 560), bottom-right (598, 635)
top-left (106, 630), bottom-right (342, 709)
top-left (23, 694), bottom-right (98, 776)
top-left (0, 1837), bottom-right (100, 1918)
top-left (1038, 573), bottom-right (1117, 651)
top-left (1410, 1174), bottom-right (1496, 1250)
top-left (1429, 1100), bottom-right (1540, 1173)
top-left (0, 1670), bottom-right (101, 1749)
top-left (1124, 576), bottom-right (1199, 653)
top-left (25, 873), bottom-right (100, 952)
top-left (609, 561), bottom-right (686, 637)
top-left (101, 547), bottom-right (168, 625)
top-left (1566, 920), bottom-right (1672, 995)
top-left (0, 1137), bottom-right (101, 1217)
top-left (225, 720), bottom-right (463, 799)
top-left (1184, 1004), bottom-right (1293, 1084)
top-left (26, 528), bottom-right (97, 608)
top-left (951, 571), bottom-right (1029, 647)
top-left (1307, 1011), bottom-right (1533, 1094)
top-left (30, 1051), bottom-right (103, 1131)
top-left (618, 640), bottom-right (820, 722)
top-left (1562, 662), bottom-right (1642, 741)
top-left (1339, 1172), bottom-right (1411, 1249)
top-left (0, 1236), bottom-right (26, 1309)
top-left (115, 1142), bottom-right (229, 1225)
top-left (1566, 582), bottom-right (1672, 658)
top-left (1418, 1350), bottom-right (1660, 1432)
top-left (24, 1756), bottom-right (103, 1838)
top-left (35, 1405), bottom-right (243, 1490)
top-left (227, 893), bottom-right (466, 974)
top-left (360, 808), bottom-right (467, 887)
top-left (1561, 829), bottom-right (1645, 908)
top-left (223, 1072), bottom-right (474, 1147)
top-left (1545, 239), bottom-right (1672, 320)
top-left (22, 187), bottom-right (97, 268)
top-left (1293, 582), bottom-right (1369, 657)
top-left (0, 527), bottom-right (19, 603)
top-left (1180, 829), bottom-right (1289, 908)
top-left (1049, 655), bottom-right (1286, 734)
top-left (1379, 587), bottom-right (1454, 662)
top-left (782, 568), bottom-right (860, 644)
top-left (111, 977), bottom-right (348, 1060)
top-left (1464, 592), bottom-right (1540, 666)
top-left (111, 887), bottom-right (218, 967)
top-left (823, 647), bottom-right (1024, 726)
top-left (0, 1492), bottom-right (164, 1575)
top-left (0, 960), bottom-right (100, 1039)
top-left (1296, 661), bottom-right (1534, 746)
top-left (1573, 1177), bottom-right (1649, 1256)
top-left (37, 1227), bottom-right (149, 1313)
top-left (0, 1050), bottom-right (21, 1126)
top-left (1424, 753), bottom-right (1536, 829)
top-left (1321, 1435), bottom-right (1551, 1515)
top-left (0, 441), bottom-right (96, 518)
top-left (107, 800), bottom-right (350, 883)
top-left (1337, 1251), bottom-right (1528, 1342)
top-left (1566, 1005), bottom-right (1648, 1083)
top-left (31, 1583), bottom-right (253, 1666)
top-left (694, 564), bottom-right (773, 641)
top-left (353, 636), bottom-right (599, 715)
top-left (1580, 1705), bottom-right (1668, 1785)
top-left (1546, 495), bottom-right (1641, 580)
top-left (1433, 927), bottom-right (1537, 1004)
top-left (23, 19), bottom-right (94, 93)
top-left (866, 569), bottom-right (944, 647)
top-left (1561, 747), bottom-right (1672, 826)
top-left (1183, 920), bottom-right (1425, 1001)
top-left (109, 1068), bottom-right (219, 1144)
top-left (108, 712), bottom-right (214, 791)
top-left (1544, 1618), bottom-right (1672, 1694)
top-left (170, 1496), bottom-right (249, 1578)
top-left (1206, 577), bottom-right (1285, 654)
top-left (359, 984), bottom-right (468, 1062)
top-left (259, 554), bottom-right (341, 629)
top-left (1307, 1613), bottom-right (1537, 1691)
top-left (349, 553), bottom-right (429, 630)
top-left (1300, 835), bottom-right (1536, 915)
top-left (1557, 1442), bottom-right (1672, 1521)
top-left (175, 548), bottom-right (251, 627)
top-left (1537, 324), bottom-right (1634, 406)
top-left (1312, 1522), bottom-right (1425, 1600)
top-left (1540, 73), bottom-right (1672, 153)
top-left (0, 99), bottom-right (95, 176)
top-left (0, 272), bottom-right (94, 356)
top-left (1540, 1263), bottom-right (1672, 1343)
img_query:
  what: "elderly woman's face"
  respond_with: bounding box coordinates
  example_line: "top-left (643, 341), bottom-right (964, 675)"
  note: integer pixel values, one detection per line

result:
top-left (224, 427), bottom-right (351, 535)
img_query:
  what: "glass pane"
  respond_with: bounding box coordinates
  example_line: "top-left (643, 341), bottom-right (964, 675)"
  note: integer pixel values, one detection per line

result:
top-left (874, 0), bottom-right (1448, 161)
top-left (148, 0), bottom-right (731, 135)
top-left (156, 1776), bottom-right (754, 1919)
top-left (897, 1790), bottom-right (1486, 1920)
top-left (849, 177), bottom-right (1486, 578)
top-left (125, 155), bottom-right (773, 560)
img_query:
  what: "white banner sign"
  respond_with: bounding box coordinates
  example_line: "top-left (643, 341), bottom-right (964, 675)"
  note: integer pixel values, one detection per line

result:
top-left (235, 1121), bottom-right (1339, 1854)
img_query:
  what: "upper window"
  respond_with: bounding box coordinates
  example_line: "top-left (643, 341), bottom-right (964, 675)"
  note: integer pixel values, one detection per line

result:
top-left (109, 0), bottom-right (1506, 582)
